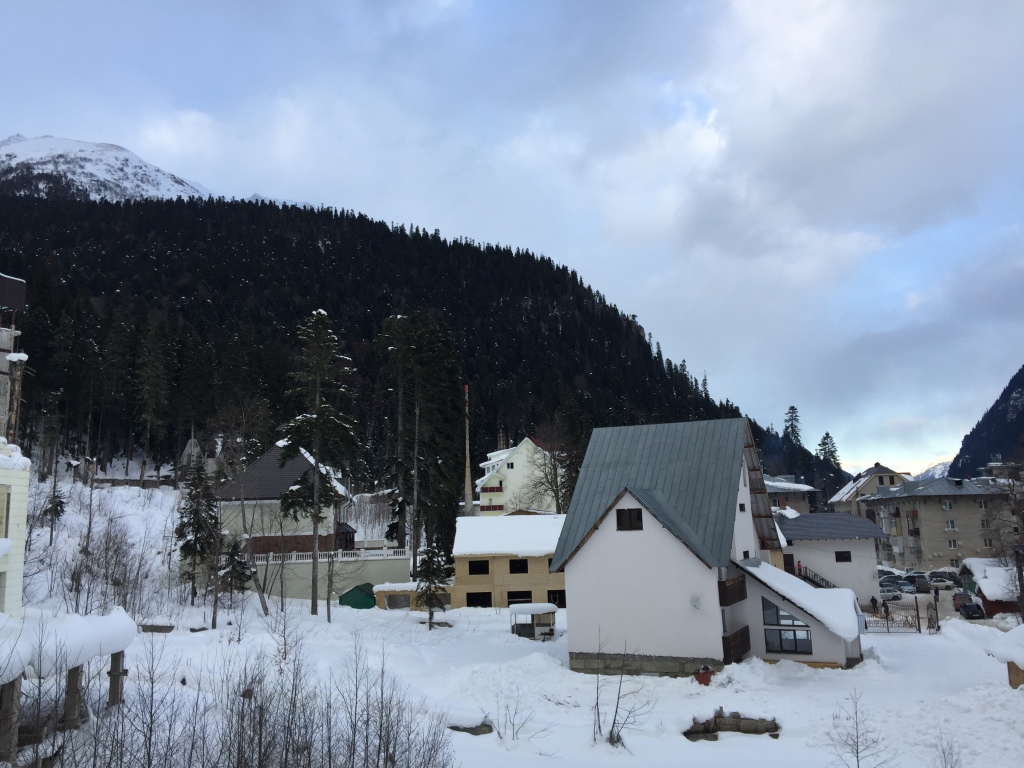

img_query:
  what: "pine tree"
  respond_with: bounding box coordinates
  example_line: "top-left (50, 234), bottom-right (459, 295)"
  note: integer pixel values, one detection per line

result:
top-left (136, 322), bottom-right (169, 483)
top-left (816, 432), bottom-right (840, 468)
top-left (44, 483), bottom-right (66, 546)
top-left (280, 310), bottom-right (357, 616)
top-left (221, 536), bottom-right (252, 605)
top-left (415, 541), bottom-right (449, 630)
top-left (175, 456), bottom-right (219, 606)
top-left (783, 406), bottom-right (802, 447)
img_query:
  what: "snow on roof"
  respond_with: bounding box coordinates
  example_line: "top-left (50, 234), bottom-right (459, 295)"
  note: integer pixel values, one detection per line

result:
top-left (509, 603), bottom-right (558, 615)
top-left (737, 559), bottom-right (861, 642)
top-left (986, 624), bottom-right (1024, 669)
top-left (963, 558), bottom-right (1016, 602)
top-left (776, 507), bottom-right (801, 519)
top-left (773, 520), bottom-right (789, 549)
top-left (0, 608), bottom-right (137, 684)
top-left (453, 515), bottom-right (565, 558)
top-left (372, 581), bottom-right (420, 593)
top-left (764, 476), bottom-right (817, 493)
top-left (0, 439), bottom-right (30, 472)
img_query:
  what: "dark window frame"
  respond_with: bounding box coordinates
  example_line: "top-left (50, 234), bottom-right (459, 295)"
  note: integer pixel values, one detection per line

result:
top-left (466, 592), bottom-right (493, 608)
top-left (764, 628), bottom-right (813, 654)
top-left (507, 590), bottom-right (532, 605)
top-left (467, 559), bottom-right (489, 576)
top-left (616, 508), bottom-right (643, 531)
top-left (835, 551), bottom-right (852, 563)
top-left (509, 558), bottom-right (528, 574)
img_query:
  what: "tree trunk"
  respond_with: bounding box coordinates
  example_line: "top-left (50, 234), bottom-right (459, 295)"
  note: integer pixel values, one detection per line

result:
top-left (411, 393), bottom-right (420, 577)
top-left (310, 379), bottom-right (322, 615)
top-left (139, 420), bottom-right (150, 484)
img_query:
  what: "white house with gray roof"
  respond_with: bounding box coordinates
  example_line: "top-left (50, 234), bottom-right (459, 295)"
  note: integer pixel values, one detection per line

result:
top-left (551, 419), bottom-right (863, 676)
top-left (774, 511), bottom-right (887, 608)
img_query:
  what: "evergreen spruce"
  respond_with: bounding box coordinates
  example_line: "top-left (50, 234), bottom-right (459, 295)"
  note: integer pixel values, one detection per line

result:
top-left (280, 310), bottom-right (357, 616)
top-left (415, 542), bottom-right (449, 630)
top-left (221, 536), bottom-right (252, 604)
top-left (175, 456), bottom-right (219, 606)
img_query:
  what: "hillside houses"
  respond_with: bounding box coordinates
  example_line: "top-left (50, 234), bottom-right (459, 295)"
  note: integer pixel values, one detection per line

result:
top-left (829, 462), bottom-right (910, 517)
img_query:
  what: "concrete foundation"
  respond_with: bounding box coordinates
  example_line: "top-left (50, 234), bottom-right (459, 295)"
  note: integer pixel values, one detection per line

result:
top-left (569, 651), bottom-right (721, 677)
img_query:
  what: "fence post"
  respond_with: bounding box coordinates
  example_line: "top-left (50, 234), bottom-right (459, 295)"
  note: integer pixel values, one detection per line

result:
top-left (64, 665), bottom-right (84, 727)
top-left (108, 651), bottom-right (127, 708)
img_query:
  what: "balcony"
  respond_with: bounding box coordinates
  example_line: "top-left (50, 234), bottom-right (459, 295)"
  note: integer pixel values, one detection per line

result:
top-left (480, 504), bottom-right (505, 512)
top-left (722, 625), bottom-right (751, 664)
top-left (480, 486), bottom-right (503, 494)
top-left (907, 528), bottom-right (921, 538)
top-left (718, 576), bottom-right (747, 607)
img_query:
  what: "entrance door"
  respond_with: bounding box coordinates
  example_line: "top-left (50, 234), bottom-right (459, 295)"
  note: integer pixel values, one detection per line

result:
top-left (783, 553), bottom-right (795, 575)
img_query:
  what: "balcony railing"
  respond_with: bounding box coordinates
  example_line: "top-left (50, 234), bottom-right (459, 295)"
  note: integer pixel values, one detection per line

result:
top-left (480, 486), bottom-right (503, 494)
top-left (480, 504), bottom-right (505, 512)
top-left (722, 625), bottom-right (751, 664)
top-left (248, 548), bottom-right (408, 565)
top-left (718, 576), bottom-right (747, 607)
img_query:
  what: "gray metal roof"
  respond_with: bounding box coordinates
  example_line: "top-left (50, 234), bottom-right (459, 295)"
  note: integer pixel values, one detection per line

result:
top-left (776, 512), bottom-right (886, 541)
top-left (550, 418), bottom-right (752, 571)
top-left (860, 476), bottom-right (1005, 503)
top-left (215, 443), bottom-right (312, 501)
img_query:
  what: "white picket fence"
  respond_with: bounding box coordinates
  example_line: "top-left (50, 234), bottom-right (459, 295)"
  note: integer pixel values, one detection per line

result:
top-left (249, 548), bottom-right (408, 565)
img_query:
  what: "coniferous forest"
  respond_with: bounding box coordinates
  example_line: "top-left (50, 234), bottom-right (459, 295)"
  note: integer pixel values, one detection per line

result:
top-left (0, 192), bottom-right (845, 547)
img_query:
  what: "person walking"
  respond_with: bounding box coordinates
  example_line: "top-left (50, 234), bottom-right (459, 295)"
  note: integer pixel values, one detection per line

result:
top-left (870, 595), bottom-right (879, 614)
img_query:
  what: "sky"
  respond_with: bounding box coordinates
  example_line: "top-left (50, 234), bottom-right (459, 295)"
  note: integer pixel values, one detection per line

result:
top-left (3, 0), bottom-right (1024, 476)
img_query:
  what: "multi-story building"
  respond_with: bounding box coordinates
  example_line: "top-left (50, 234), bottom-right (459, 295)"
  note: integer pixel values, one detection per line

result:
top-left (0, 441), bottom-right (30, 618)
top-left (829, 462), bottom-right (909, 517)
top-left (475, 436), bottom-right (559, 514)
top-left (861, 477), bottom-right (1013, 571)
top-left (764, 474), bottom-right (819, 514)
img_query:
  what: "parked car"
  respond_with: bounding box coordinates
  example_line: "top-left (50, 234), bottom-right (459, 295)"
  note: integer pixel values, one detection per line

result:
top-left (878, 585), bottom-right (902, 602)
top-left (959, 603), bottom-right (986, 620)
top-left (952, 591), bottom-right (974, 610)
top-left (896, 580), bottom-right (916, 594)
top-left (929, 570), bottom-right (963, 587)
top-left (879, 575), bottom-right (904, 588)
top-left (928, 576), bottom-right (957, 590)
top-left (908, 575), bottom-right (932, 593)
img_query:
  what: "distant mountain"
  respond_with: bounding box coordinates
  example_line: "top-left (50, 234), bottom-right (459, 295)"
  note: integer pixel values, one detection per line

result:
top-left (0, 134), bottom-right (209, 201)
top-left (949, 362), bottom-right (1024, 477)
top-left (914, 460), bottom-right (950, 481)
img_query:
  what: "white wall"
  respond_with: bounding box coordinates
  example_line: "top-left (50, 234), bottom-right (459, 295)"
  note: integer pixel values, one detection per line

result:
top-left (565, 492), bottom-right (722, 660)
top-left (255, 556), bottom-right (410, 601)
top-left (0, 467), bottom-right (30, 619)
top-left (739, 575), bottom-right (851, 666)
top-left (479, 439), bottom-right (557, 514)
top-left (786, 538), bottom-right (879, 608)
top-left (731, 456), bottom-right (760, 562)
top-left (220, 499), bottom-right (323, 538)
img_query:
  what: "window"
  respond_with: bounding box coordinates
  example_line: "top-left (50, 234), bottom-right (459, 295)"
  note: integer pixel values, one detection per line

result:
top-left (616, 508), bottom-right (643, 531)
top-left (509, 558), bottom-right (528, 574)
top-left (878, 477), bottom-right (885, 486)
top-left (771, 497), bottom-right (780, 507)
top-left (947, 539), bottom-right (958, 549)
top-left (507, 590), bottom-right (532, 605)
top-left (942, 500), bottom-right (954, 510)
top-left (764, 628), bottom-right (813, 654)
top-left (835, 550), bottom-right (852, 563)
top-left (762, 597), bottom-right (807, 627)
top-left (978, 499), bottom-right (988, 510)
top-left (949, 559), bottom-right (960, 568)
top-left (981, 519), bottom-right (991, 529)
top-left (889, 475), bottom-right (895, 484)
top-left (945, 520), bottom-right (956, 530)
top-left (742, 550), bottom-right (750, 560)
top-left (466, 592), bottom-right (493, 608)
top-left (739, 503), bottom-right (747, 512)
top-left (547, 590), bottom-right (566, 608)
top-left (468, 560), bottom-right (489, 575)
top-left (507, 462), bottom-right (514, 470)
top-left (984, 538), bottom-right (994, 548)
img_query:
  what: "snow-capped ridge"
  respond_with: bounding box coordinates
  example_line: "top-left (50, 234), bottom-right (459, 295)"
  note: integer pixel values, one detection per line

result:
top-left (0, 133), bottom-right (212, 202)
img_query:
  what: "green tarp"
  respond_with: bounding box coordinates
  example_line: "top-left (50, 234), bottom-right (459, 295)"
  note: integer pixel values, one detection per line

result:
top-left (338, 583), bottom-right (376, 609)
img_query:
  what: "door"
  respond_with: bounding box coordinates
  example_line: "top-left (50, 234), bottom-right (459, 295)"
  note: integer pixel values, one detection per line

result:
top-left (783, 553), bottom-right (795, 575)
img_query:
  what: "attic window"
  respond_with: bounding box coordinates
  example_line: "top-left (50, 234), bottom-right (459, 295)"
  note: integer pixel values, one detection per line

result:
top-left (889, 476), bottom-right (895, 484)
top-left (616, 508), bottom-right (643, 531)
top-left (739, 503), bottom-right (746, 512)
top-left (507, 462), bottom-right (514, 470)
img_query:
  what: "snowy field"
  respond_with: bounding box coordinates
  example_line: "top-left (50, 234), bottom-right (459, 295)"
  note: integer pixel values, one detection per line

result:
top-left (21, 481), bottom-right (1024, 767)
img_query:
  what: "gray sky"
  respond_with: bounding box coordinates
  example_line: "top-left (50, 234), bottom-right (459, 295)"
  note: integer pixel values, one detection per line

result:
top-left (4, 0), bottom-right (1024, 475)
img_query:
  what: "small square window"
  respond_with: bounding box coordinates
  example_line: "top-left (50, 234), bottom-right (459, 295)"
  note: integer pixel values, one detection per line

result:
top-left (942, 500), bottom-right (954, 511)
top-left (739, 503), bottom-right (747, 512)
top-left (509, 559), bottom-right (528, 574)
top-left (981, 519), bottom-right (991, 529)
top-left (949, 558), bottom-right (960, 568)
top-left (835, 550), bottom-right (852, 563)
top-left (616, 508), bottom-right (643, 531)
top-left (468, 560), bottom-right (489, 575)
top-left (947, 539), bottom-right (958, 549)
top-left (983, 538), bottom-right (994, 548)
top-left (945, 520), bottom-right (956, 530)
top-left (507, 462), bottom-right (514, 470)
top-left (547, 590), bottom-right (566, 608)
top-left (978, 499), bottom-right (988, 510)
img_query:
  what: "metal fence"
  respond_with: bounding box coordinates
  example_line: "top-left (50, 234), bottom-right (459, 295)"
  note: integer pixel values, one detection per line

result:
top-left (864, 596), bottom-right (922, 633)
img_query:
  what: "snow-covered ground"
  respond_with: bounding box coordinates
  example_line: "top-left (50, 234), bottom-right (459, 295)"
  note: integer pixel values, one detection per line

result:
top-left (21, 480), bottom-right (1024, 766)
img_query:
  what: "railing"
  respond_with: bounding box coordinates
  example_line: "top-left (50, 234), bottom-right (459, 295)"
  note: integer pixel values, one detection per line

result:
top-left (722, 625), bottom-right (751, 664)
top-left (248, 548), bottom-right (408, 565)
top-left (480, 504), bottom-right (505, 512)
top-left (718, 576), bottom-right (747, 607)
top-left (480, 486), bottom-right (503, 494)
top-left (796, 564), bottom-right (837, 590)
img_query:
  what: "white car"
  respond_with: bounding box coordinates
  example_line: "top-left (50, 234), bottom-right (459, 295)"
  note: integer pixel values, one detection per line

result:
top-left (878, 585), bottom-right (902, 601)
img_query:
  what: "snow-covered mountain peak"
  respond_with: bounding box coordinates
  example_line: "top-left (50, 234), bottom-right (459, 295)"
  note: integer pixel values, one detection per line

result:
top-left (914, 460), bottom-right (951, 481)
top-left (0, 134), bottom-right (211, 201)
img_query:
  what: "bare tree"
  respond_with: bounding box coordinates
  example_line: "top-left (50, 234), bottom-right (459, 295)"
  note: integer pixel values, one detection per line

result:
top-left (930, 732), bottom-right (963, 768)
top-left (825, 689), bottom-right (896, 768)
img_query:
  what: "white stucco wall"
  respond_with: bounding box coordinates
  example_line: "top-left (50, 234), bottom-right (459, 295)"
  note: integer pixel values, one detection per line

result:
top-left (740, 575), bottom-right (856, 666)
top-left (0, 466), bottom-right (30, 619)
top-left (479, 439), bottom-right (557, 514)
top-left (731, 457), bottom-right (760, 562)
top-left (786, 538), bottom-right (879, 608)
top-left (220, 499), bottom-right (324, 538)
top-left (564, 492), bottom-right (722, 660)
top-left (255, 556), bottom-right (410, 601)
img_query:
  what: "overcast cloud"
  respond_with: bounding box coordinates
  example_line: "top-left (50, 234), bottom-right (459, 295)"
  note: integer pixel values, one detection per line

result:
top-left (3, 0), bottom-right (1024, 474)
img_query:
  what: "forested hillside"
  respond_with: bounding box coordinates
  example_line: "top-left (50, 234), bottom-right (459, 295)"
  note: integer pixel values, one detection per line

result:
top-left (0, 193), bottom-right (842, 520)
top-left (950, 362), bottom-right (1024, 477)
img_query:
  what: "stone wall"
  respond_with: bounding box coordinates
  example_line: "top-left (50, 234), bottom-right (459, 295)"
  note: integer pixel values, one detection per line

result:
top-left (568, 651), bottom-right (720, 677)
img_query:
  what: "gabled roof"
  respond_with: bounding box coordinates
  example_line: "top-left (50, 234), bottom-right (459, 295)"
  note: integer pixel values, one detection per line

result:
top-left (776, 512), bottom-right (886, 542)
top-left (215, 443), bottom-right (310, 500)
top-left (828, 462), bottom-right (903, 504)
top-left (551, 418), bottom-right (762, 571)
top-left (452, 515), bottom-right (565, 557)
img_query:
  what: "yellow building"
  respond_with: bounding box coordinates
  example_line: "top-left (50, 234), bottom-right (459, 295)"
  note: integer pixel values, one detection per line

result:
top-left (449, 515), bottom-right (566, 608)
